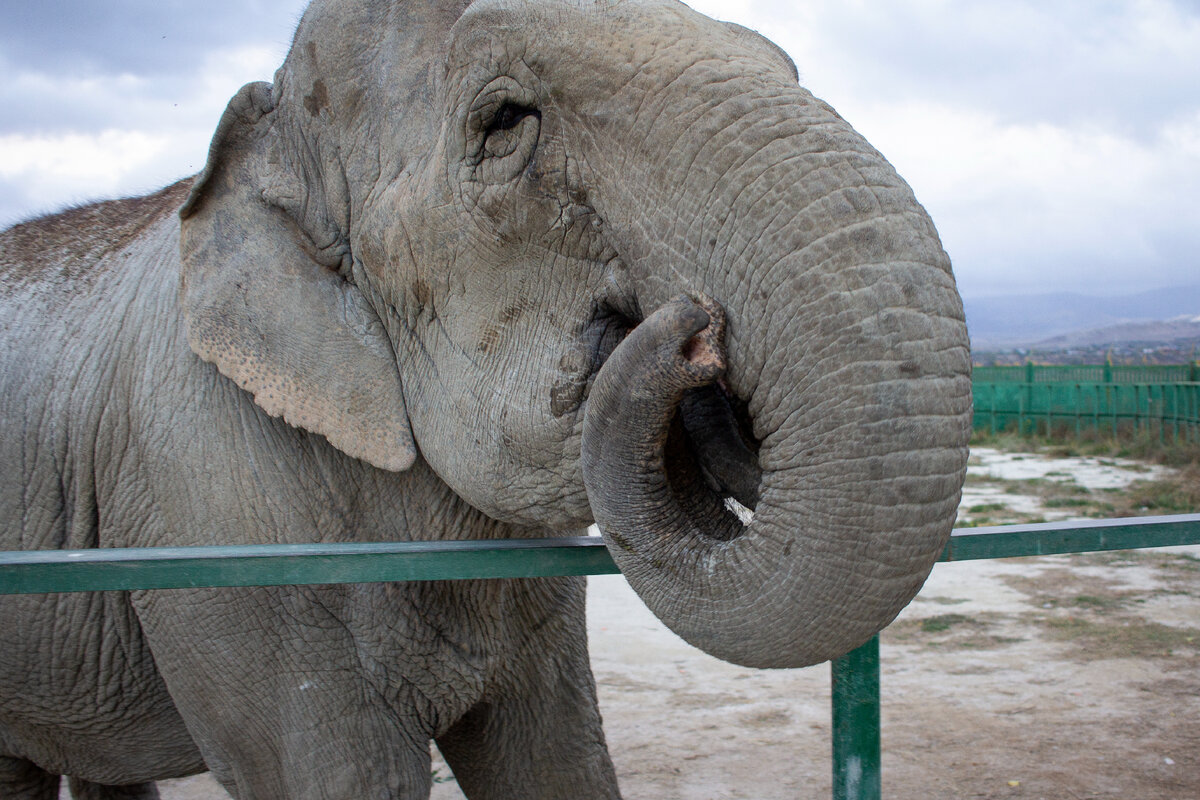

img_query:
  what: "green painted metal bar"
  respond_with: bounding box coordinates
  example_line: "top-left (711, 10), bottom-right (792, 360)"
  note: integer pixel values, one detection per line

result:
top-left (831, 636), bottom-right (881, 800)
top-left (973, 363), bottom-right (1195, 384)
top-left (941, 513), bottom-right (1200, 561)
top-left (0, 537), bottom-right (620, 594)
top-left (4, 515), bottom-right (1198, 595)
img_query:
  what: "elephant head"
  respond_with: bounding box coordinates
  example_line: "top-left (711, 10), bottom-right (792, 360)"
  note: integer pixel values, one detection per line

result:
top-left (179, 0), bottom-right (971, 668)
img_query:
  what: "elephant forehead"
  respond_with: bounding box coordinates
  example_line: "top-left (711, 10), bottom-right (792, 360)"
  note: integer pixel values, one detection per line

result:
top-left (449, 0), bottom-right (708, 76)
top-left (276, 1), bottom-right (467, 144)
top-left (447, 0), bottom-right (796, 120)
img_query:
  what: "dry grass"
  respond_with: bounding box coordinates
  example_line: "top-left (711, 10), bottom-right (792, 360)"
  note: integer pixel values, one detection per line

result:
top-left (971, 427), bottom-right (1200, 468)
top-left (890, 554), bottom-right (1200, 663)
top-left (884, 612), bottom-right (1023, 650)
top-left (965, 428), bottom-right (1200, 522)
top-left (1120, 464), bottom-right (1200, 514)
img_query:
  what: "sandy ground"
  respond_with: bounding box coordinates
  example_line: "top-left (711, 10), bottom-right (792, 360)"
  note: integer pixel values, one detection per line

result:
top-left (91, 451), bottom-right (1200, 799)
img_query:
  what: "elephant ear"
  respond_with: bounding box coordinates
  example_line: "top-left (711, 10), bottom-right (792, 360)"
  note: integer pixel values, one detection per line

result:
top-left (179, 81), bottom-right (416, 472)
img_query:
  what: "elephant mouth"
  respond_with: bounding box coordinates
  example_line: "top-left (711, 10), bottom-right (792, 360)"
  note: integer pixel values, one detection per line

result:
top-left (679, 380), bottom-right (761, 513)
top-left (580, 300), bottom-right (763, 518)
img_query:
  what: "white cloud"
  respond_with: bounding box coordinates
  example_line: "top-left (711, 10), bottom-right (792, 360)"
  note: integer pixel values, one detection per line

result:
top-left (0, 44), bottom-right (281, 226)
top-left (753, 0), bottom-right (1200, 133)
top-left (1161, 109), bottom-right (1200, 157)
top-left (0, 130), bottom-right (170, 208)
top-left (850, 101), bottom-right (1200, 296)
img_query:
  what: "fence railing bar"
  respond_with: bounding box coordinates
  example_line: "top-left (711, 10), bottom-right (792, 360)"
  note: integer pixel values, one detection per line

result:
top-left (0, 536), bottom-right (620, 594)
top-left (942, 513), bottom-right (1200, 561)
top-left (832, 512), bottom-right (1200, 800)
top-left (2, 515), bottom-right (1199, 595)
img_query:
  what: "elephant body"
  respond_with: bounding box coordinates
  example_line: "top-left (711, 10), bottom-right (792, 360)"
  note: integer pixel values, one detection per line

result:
top-left (0, 184), bottom-right (616, 798)
top-left (0, 1), bottom-right (972, 798)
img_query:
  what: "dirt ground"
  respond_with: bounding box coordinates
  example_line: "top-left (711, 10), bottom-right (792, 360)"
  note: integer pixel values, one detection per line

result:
top-left (108, 451), bottom-right (1200, 799)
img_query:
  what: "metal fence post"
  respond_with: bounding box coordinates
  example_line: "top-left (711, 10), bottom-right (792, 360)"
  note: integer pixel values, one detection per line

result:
top-left (831, 635), bottom-right (881, 800)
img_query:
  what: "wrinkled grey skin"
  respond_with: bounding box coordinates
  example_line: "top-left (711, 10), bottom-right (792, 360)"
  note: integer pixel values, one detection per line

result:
top-left (0, 0), bottom-right (971, 797)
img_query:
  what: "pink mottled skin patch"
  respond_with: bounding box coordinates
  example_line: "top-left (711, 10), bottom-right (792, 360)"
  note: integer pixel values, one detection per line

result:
top-left (682, 330), bottom-right (723, 369)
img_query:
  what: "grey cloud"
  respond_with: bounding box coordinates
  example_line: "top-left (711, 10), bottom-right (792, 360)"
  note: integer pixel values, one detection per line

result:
top-left (1, 55), bottom-right (177, 134)
top-left (0, 1), bottom-right (304, 77)
top-left (4, 0), bottom-right (1199, 299)
top-left (0, 1), bottom-right (306, 228)
top-left (772, 0), bottom-right (1200, 141)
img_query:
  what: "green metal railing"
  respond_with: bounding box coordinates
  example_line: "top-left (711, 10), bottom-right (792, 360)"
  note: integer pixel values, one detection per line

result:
top-left (4, 512), bottom-right (1200, 799)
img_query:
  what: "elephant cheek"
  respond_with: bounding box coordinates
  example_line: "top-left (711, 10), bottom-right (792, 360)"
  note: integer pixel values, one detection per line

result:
top-left (550, 344), bottom-right (592, 418)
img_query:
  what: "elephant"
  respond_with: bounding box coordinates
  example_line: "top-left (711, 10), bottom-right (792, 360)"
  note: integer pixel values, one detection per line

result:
top-left (0, 0), bottom-right (971, 797)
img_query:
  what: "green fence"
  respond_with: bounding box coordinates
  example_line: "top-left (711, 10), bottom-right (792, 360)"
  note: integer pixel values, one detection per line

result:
top-left (971, 363), bottom-right (1200, 440)
top-left (4, 513), bottom-right (1200, 800)
top-left (972, 380), bottom-right (1200, 440)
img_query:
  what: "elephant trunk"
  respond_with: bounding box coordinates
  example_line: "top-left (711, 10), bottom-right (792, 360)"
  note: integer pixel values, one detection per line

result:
top-left (581, 80), bottom-right (972, 669)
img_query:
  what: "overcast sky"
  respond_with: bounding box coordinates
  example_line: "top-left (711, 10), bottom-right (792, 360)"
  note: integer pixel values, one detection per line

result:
top-left (2, 0), bottom-right (1198, 300)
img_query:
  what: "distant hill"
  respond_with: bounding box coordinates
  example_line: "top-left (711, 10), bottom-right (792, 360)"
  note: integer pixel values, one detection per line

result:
top-left (1032, 315), bottom-right (1200, 350)
top-left (963, 285), bottom-right (1200, 350)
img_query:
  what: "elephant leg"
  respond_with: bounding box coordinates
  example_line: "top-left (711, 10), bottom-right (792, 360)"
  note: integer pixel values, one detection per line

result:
top-left (68, 777), bottom-right (160, 800)
top-left (436, 658), bottom-right (620, 800)
top-left (435, 580), bottom-right (620, 800)
top-left (133, 586), bottom-right (439, 799)
top-left (0, 757), bottom-right (59, 800)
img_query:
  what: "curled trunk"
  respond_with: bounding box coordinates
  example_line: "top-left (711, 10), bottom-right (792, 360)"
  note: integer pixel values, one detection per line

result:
top-left (582, 288), bottom-right (969, 669)
top-left (574, 27), bottom-right (972, 669)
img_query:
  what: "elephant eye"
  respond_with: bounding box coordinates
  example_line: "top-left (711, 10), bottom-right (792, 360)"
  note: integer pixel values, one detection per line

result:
top-left (465, 77), bottom-right (542, 185)
top-left (490, 103), bottom-right (538, 133)
top-left (482, 102), bottom-right (540, 161)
